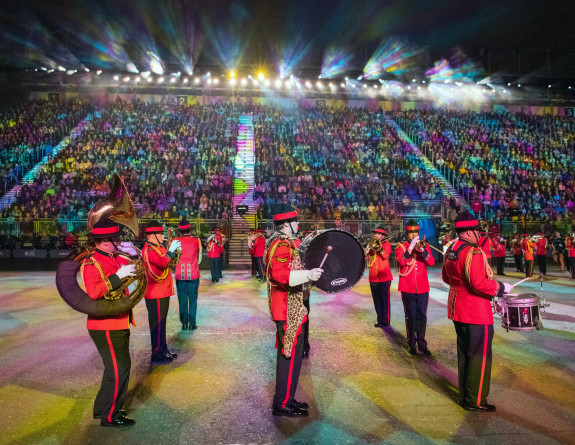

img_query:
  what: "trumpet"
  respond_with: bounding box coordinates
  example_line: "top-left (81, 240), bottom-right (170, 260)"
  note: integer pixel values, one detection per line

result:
top-left (167, 227), bottom-right (182, 267)
top-left (365, 236), bottom-right (383, 255)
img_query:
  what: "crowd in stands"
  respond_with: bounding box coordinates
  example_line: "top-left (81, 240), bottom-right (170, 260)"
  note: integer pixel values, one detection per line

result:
top-left (396, 110), bottom-right (575, 223)
top-left (253, 106), bottom-right (443, 221)
top-left (1, 100), bottom-right (238, 226)
top-left (0, 99), bottom-right (93, 196)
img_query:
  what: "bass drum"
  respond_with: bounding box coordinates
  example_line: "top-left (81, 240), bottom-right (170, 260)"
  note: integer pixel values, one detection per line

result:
top-left (299, 229), bottom-right (365, 293)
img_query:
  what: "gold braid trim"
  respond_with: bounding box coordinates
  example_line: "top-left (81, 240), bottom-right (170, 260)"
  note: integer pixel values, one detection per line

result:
top-left (464, 247), bottom-right (493, 284)
top-left (80, 257), bottom-right (112, 293)
top-left (397, 243), bottom-right (416, 277)
top-left (143, 244), bottom-right (170, 282)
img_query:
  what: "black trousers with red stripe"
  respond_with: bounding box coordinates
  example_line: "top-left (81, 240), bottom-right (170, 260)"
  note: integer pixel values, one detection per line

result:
top-left (88, 329), bottom-right (131, 423)
top-left (536, 255), bottom-right (547, 275)
top-left (273, 320), bottom-right (305, 409)
top-left (525, 259), bottom-right (534, 277)
top-left (453, 321), bottom-right (494, 407)
top-left (255, 256), bottom-right (265, 280)
top-left (401, 291), bottom-right (429, 350)
top-left (370, 280), bottom-right (391, 325)
top-left (303, 298), bottom-right (310, 354)
top-left (145, 297), bottom-right (170, 360)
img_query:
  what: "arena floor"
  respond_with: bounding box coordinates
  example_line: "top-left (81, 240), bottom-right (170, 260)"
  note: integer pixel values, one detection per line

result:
top-left (1, 265), bottom-right (574, 445)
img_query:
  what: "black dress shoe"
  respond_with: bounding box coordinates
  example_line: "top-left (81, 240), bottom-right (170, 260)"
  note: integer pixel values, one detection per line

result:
top-left (272, 404), bottom-right (309, 417)
top-left (303, 350), bottom-right (309, 359)
top-left (294, 400), bottom-right (309, 409)
top-left (408, 346), bottom-right (417, 355)
top-left (419, 348), bottom-right (432, 356)
top-left (151, 354), bottom-right (173, 364)
top-left (464, 403), bottom-right (496, 412)
top-left (94, 410), bottom-right (126, 420)
top-left (101, 415), bottom-right (136, 427)
top-left (167, 351), bottom-right (178, 359)
top-left (190, 324), bottom-right (198, 330)
top-left (181, 323), bottom-right (188, 331)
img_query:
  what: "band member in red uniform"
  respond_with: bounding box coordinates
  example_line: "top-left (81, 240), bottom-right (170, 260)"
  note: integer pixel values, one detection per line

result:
top-left (440, 231), bottom-right (453, 255)
top-left (367, 226), bottom-right (393, 328)
top-left (478, 232), bottom-right (492, 266)
top-left (567, 233), bottom-right (575, 278)
top-left (175, 219), bottom-right (202, 330)
top-left (143, 221), bottom-right (181, 363)
top-left (248, 229), bottom-right (257, 276)
top-left (511, 233), bottom-right (524, 273)
top-left (206, 230), bottom-right (220, 282)
top-left (265, 204), bottom-right (323, 417)
top-left (442, 211), bottom-right (512, 412)
top-left (82, 218), bottom-right (137, 427)
top-left (215, 228), bottom-right (226, 279)
top-left (254, 229), bottom-right (266, 281)
top-left (521, 234), bottom-right (536, 278)
top-left (394, 219), bottom-right (435, 355)
top-left (535, 233), bottom-right (548, 276)
top-left (492, 236), bottom-right (507, 276)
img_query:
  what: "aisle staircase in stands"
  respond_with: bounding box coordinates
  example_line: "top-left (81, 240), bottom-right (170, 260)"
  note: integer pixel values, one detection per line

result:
top-left (0, 113), bottom-right (94, 211)
top-left (387, 117), bottom-right (471, 212)
top-left (228, 114), bottom-right (256, 269)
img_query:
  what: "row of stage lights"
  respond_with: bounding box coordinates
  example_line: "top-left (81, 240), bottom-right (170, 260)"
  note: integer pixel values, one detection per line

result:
top-left (29, 67), bottom-right (574, 92)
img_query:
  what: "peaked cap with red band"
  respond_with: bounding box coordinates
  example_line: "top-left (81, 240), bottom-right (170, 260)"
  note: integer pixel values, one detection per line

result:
top-left (179, 219), bottom-right (191, 231)
top-left (372, 226), bottom-right (387, 235)
top-left (454, 211), bottom-right (482, 231)
top-left (405, 219), bottom-right (420, 232)
top-left (272, 203), bottom-right (299, 222)
top-left (90, 218), bottom-right (122, 239)
top-left (145, 220), bottom-right (164, 234)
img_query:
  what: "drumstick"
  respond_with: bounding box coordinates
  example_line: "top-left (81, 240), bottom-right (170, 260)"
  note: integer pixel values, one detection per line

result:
top-left (511, 276), bottom-right (531, 289)
top-left (319, 246), bottom-right (332, 269)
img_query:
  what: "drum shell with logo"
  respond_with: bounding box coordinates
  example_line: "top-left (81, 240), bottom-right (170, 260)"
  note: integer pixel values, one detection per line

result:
top-left (495, 293), bottom-right (543, 331)
top-left (299, 229), bottom-right (365, 293)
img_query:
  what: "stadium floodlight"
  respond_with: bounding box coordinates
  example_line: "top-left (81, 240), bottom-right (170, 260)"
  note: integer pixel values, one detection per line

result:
top-left (113, 75), bottom-right (119, 81)
top-left (96, 70), bottom-right (102, 75)
top-left (213, 78), bottom-right (219, 85)
top-left (207, 78), bottom-right (212, 85)
top-left (158, 77), bottom-right (164, 83)
top-left (57, 66), bottom-right (66, 71)
top-left (85, 68), bottom-right (90, 72)
top-left (518, 84), bottom-right (521, 87)
top-left (275, 79), bottom-right (282, 88)
top-left (229, 70), bottom-right (236, 78)
top-left (258, 72), bottom-right (265, 81)
top-left (230, 78), bottom-right (237, 86)
top-left (316, 82), bottom-right (323, 89)
top-left (147, 77), bottom-right (153, 83)
top-left (241, 78), bottom-right (247, 86)
top-left (305, 81), bottom-right (312, 88)
top-left (124, 76), bottom-right (130, 82)
top-left (170, 77), bottom-right (176, 83)
top-left (194, 77), bottom-right (200, 84)
top-left (183, 78), bottom-right (189, 83)
top-left (135, 77), bottom-right (141, 82)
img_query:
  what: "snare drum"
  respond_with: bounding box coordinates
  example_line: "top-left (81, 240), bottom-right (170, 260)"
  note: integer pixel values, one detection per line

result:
top-left (299, 229), bottom-right (365, 293)
top-left (494, 293), bottom-right (543, 331)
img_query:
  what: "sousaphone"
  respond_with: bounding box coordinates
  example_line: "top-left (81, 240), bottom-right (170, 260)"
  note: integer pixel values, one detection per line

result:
top-left (55, 174), bottom-right (147, 315)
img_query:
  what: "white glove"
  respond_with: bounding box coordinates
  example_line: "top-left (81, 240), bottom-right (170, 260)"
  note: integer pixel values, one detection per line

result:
top-left (117, 242), bottom-right (138, 256)
top-left (502, 282), bottom-right (513, 294)
top-left (168, 240), bottom-right (181, 253)
top-left (408, 236), bottom-right (419, 254)
top-left (308, 268), bottom-right (324, 281)
top-left (116, 264), bottom-right (137, 280)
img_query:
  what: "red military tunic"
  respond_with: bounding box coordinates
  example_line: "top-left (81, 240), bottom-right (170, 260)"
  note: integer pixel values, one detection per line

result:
top-left (367, 241), bottom-right (393, 282)
top-left (82, 249), bottom-right (130, 330)
top-left (216, 232), bottom-right (225, 256)
top-left (535, 238), bottom-right (547, 256)
top-left (442, 239), bottom-right (505, 325)
top-left (265, 236), bottom-right (300, 321)
top-left (207, 236), bottom-right (220, 258)
top-left (478, 236), bottom-right (492, 259)
top-left (254, 235), bottom-right (266, 257)
top-left (395, 241), bottom-right (435, 294)
top-left (521, 239), bottom-right (536, 261)
top-left (493, 238), bottom-right (507, 258)
top-left (511, 238), bottom-right (522, 256)
top-left (175, 236), bottom-right (200, 280)
top-left (143, 242), bottom-right (175, 299)
top-left (567, 237), bottom-right (575, 258)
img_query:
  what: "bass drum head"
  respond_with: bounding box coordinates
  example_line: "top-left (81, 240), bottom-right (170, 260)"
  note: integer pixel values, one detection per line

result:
top-left (301, 229), bottom-right (365, 293)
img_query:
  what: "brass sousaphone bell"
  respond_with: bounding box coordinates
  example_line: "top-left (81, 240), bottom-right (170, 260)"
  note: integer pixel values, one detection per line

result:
top-left (55, 174), bottom-right (148, 316)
